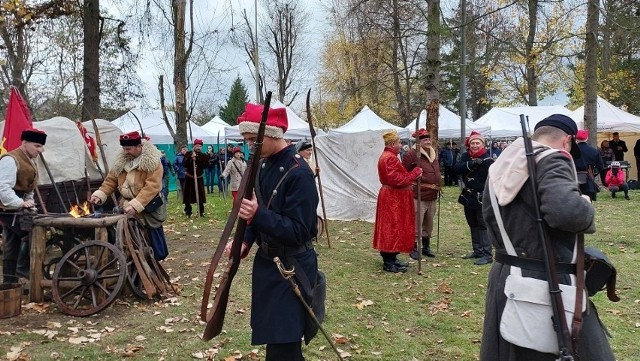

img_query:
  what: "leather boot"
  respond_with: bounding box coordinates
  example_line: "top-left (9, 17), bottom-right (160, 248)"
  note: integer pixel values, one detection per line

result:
top-left (409, 242), bottom-right (420, 260)
top-left (421, 237), bottom-right (435, 257)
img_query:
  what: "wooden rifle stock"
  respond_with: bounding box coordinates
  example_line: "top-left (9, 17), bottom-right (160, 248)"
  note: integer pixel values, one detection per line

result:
top-left (520, 114), bottom-right (574, 360)
top-left (201, 92), bottom-right (273, 341)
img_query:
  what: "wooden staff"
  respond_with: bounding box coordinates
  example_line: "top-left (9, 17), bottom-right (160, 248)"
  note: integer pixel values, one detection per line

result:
top-left (414, 113), bottom-right (422, 274)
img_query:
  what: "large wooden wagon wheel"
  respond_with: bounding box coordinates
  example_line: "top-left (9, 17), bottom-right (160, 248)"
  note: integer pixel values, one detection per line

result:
top-left (51, 240), bottom-right (127, 316)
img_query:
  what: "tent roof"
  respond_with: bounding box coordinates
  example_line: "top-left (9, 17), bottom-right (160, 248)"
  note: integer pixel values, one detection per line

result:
top-left (570, 96), bottom-right (640, 133)
top-left (474, 105), bottom-right (572, 137)
top-left (405, 106), bottom-right (491, 138)
top-left (112, 109), bottom-right (215, 144)
top-left (331, 105), bottom-right (410, 138)
top-left (201, 116), bottom-right (230, 141)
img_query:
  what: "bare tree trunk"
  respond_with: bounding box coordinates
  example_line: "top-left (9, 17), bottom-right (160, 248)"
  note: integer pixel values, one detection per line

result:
top-left (172, 0), bottom-right (194, 149)
top-left (584, 0), bottom-right (600, 147)
top-left (425, 0), bottom-right (441, 145)
top-left (0, 24), bottom-right (27, 96)
top-left (391, 0), bottom-right (409, 123)
top-left (82, 0), bottom-right (100, 121)
top-left (525, 0), bottom-right (538, 105)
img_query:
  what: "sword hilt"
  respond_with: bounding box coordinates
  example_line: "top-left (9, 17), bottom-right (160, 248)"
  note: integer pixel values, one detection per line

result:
top-left (273, 257), bottom-right (295, 279)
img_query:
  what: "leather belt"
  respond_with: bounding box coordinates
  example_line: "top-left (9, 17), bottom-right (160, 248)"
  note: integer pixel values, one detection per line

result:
top-left (382, 185), bottom-right (411, 190)
top-left (495, 252), bottom-right (576, 274)
top-left (259, 240), bottom-right (315, 258)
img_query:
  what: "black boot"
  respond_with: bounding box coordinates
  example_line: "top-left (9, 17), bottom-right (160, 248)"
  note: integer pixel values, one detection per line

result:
top-left (16, 240), bottom-right (30, 278)
top-left (409, 242), bottom-right (420, 260)
top-left (421, 237), bottom-right (435, 258)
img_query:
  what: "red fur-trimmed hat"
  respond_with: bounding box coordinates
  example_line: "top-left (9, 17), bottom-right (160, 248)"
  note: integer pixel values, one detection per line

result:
top-left (412, 128), bottom-right (430, 139)
top-left (194, 139), bottom-right (203, 145)
top-left (232, 147), bottom-right (242, 154)
top-left (465, 130), bottom-right (484, 147)
top-left (119, 131), bottom-right (142, 146)
top-left (21, 128), bottom-right (47, 145)
top-left (238, 103), bottom-right (288, 138)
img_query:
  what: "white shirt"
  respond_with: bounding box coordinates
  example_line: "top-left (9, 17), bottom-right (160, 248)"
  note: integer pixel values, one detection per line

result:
top-left (0, 154), bottom-right (35, 209)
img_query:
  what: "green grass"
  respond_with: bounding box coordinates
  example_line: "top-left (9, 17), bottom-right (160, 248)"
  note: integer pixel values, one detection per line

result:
top-left (1, 187), bottom-right (639, 360)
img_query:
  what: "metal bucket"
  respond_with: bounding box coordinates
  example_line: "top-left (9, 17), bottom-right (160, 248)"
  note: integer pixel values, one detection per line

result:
top-left (0, 275), bottom-right (23, 318)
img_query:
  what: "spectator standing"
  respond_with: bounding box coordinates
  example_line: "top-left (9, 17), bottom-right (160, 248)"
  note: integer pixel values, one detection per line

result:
top-left (609, 131), bottom-right (628, 161)
top-left (440, 142), bottom-right (456, 186)
top-left (575, 130), bottom-right (604, 201)
top-left (454, 131), bottom-right (494, 266)
top-left (220, 147), bottom-right (246, 200)
top-left (205, 145), bottom-right (216, 194)
top-left (159, 150), bottom-right (174, 202)
top-left (598, 140), bottom-right (615, 185)
top-left (634, 139), bottom-right (640, 180)
top-left (296, 141), bottom-right (316, 176)
top-left (174, 146), bottom-right (187, 198)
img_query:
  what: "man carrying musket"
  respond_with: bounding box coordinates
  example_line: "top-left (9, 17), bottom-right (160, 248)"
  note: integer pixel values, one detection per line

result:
top-left (182, 139), bottom-right (208, 217)
top-left (479, 114), bottom-right (614, 360)
top-left (226, 103), bottom-right (320, 360)
top-left (0, 128), bottom-right (46, 283)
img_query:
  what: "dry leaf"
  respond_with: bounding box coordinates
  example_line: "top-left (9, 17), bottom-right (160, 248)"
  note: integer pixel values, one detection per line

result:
top-left (354, 299), bottom-right (374, 309)
top-left (135, 335), bottom-right (146, 341)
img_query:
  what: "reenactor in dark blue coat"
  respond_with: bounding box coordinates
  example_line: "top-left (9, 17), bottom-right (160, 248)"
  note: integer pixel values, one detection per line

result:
top-left (232, 103), bottom-right (320, 361)
top-left (575, 129), bottom-right (605, 201)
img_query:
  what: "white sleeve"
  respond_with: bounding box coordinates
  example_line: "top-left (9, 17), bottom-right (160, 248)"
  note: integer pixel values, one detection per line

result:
top-left (0, 157), bottom-right (24, 209)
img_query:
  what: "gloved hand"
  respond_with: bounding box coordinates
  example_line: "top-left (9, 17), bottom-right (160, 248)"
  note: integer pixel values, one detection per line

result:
top-left (471, 158), bottom-right (484, 166)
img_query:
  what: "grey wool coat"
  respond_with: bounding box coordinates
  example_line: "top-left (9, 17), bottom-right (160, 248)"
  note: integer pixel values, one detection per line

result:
top-left (479, 138), bottom-right (615, 361)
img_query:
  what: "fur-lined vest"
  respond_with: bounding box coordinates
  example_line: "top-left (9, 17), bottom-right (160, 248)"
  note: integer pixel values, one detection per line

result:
top-left (92, 141), bottom-right (163, 213)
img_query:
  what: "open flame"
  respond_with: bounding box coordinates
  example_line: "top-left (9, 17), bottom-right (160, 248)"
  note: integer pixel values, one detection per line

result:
top-left (69, 202), bottom-right (91, 218)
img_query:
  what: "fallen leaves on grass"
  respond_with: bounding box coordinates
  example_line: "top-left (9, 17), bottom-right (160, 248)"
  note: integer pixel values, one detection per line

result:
top-left (6, 342), bottom-right (30, 361)
top-left (333, 333), bottom-right (350, 344)
top-left (437, 281), bottom-right (453, 294)
top-left (354, 298), bottom-right (374, 309)
top-left (30, 329), bottom-right (58, 339)
top-left (22, 302), bottom-right (50, 313)
top-left (428, 298), bottom-right (451, 315)
top-left (121, 344), bottom-right (144, 357)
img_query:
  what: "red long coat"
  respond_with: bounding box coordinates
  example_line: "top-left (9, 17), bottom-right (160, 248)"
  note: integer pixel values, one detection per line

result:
top-left (372, 146), bottom-right (421, 253)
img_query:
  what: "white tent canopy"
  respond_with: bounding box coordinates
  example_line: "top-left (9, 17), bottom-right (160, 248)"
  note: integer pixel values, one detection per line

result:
top-left (474, 105), bottom-right (572, 137)
top-left (112, 109), bottom-right (215, 144)
top-left (0, 117), bottom-right (122, 184)
top-left (570, 96), bottom-right (640, 133)
top-left (405, 106), bottom-right (491, 138)
top-left (224, 100), bottom-right (324, 140)
top-left (331, 105), bottom-right (411, 138)
top-left (314, 130), bottom-right (386, 222)
top-left (201, 115), bottom-right (230, 142)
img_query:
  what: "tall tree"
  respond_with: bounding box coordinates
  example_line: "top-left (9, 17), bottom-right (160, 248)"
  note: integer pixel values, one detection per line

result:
top-left (82, 0), bottom-right (100, 121)
top-left (169, 0), bottom-right (194, 149)
top-left (219, 76), bottom-right (249, 125)
top-left (424, 0), bottom-right (441, 143)
top-left (583, 0), bottom-right (599, 146)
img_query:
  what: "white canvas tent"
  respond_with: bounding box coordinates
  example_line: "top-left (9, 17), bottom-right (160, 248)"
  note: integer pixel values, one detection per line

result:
top-left (314, 130), bottom-right (387, 221)
top-left (474, 105), bottom-right (572, 137)
top-left (0, 117), bottom-right (122, 184)
top-left (201, 115), bottom-right (230, 141)
top-left (112, 109), bottom-right (215, 144)
top-left (570, 97), bottom-right (640, 133)
top-left (405, 106), bottom-right (491, 138)
top-left (331, 105), bottom-right (411, 138)
top-left (224, 100), bottom-right (324, 140)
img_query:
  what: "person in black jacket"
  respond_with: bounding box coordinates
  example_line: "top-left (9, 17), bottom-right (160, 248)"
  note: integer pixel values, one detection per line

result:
top-left (575, 130), bottom-right (604, 201)
top-left (229, 102), bottom-right (320, 361)
top-left (454, 131), bottom-right (494, 265)
top-left (634, 139), bottom-right (640, 180)
top-left (609, 131), bottom-right (628, 161)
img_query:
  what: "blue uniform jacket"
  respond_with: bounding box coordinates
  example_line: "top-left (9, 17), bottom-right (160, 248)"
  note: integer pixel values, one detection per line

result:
top-left (244, 144), bottom-right (319, 345)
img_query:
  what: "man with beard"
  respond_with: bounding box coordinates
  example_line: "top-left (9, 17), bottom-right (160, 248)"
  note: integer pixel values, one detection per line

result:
top-left (90, 131), bottom-right (168, 260)
top-left (182, 139), bottom-right (209, 217)
top-left (402, 128), bottom-right (440, 259)
top-left (0, 128), bottom-right (47, 283)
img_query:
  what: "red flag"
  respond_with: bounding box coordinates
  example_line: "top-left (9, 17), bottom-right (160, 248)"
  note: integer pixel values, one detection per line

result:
top-left (76, 121), bottom-right (98, 161)
top-left (1, 86), bottom-right (34, 155)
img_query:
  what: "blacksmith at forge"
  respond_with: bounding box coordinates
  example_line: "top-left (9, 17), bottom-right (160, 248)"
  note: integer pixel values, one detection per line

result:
top-left (89, 131), bottom-right (168, 260)
top-left (0, 128), bottom-right (47, 283)
top-left (228, 103), bottom-right (321, 360)
top-left (182, 138), bottom-right (208, 217)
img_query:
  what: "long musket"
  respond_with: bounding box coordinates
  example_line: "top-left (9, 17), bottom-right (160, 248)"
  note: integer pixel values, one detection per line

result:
top-left (187, 121), bottom-right (201, 217)
top-left (201, 92), bottom-right (273, 340)
top-left (273, 257), bottom-right (344, 361)
top-left (216, 130), bottom-right (226, 200)
top-left (520, 114), bottom-right (574, 360)
top-left (413, 113), bottom-right (422, 273)
top-left (305, 89), bottom-right (331, 248)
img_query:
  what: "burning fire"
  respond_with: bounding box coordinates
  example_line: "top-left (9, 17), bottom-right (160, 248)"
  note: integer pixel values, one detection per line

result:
top-left (69, 202), bottom-right (91, 218)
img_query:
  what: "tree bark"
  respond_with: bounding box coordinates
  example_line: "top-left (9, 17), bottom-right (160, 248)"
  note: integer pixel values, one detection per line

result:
top-left (82, 0), bottom-right (100, 121)
top-left (172, 0), bottom-right (194, 149)
top-left (425, 0), bottom-right (441, 145)
top-left (584, 0), bottom-right (600, 147)
top-left (525, 0), bottom-right (538, 105)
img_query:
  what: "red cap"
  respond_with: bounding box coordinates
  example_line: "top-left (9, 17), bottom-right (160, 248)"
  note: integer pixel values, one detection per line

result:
top-left (412, 128), bottom-right (430, 139)
top-left (238, 103), bottom-right (288, 138)
top-left (576, 129), bottom-right (589, 141)
top-left (119, 131), bottom-right (142, 146)
top-left (194, 139), bottom-right (203, 145)
top-left (465, 130), bottom-right (484, 147)
top-left (233, 147), bottom-right (242, 154)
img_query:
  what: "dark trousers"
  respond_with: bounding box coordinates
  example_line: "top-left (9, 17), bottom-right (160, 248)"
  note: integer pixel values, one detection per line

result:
top-left (1, 214), bottom-right (29, 283)
top-left (444, 165), bottom-right (456, 186)
top-left (184, 203), bottom-right (205, 216)
top-left (204, 167), bottom-right (216, 193)
top-left (265, 341), bottom-right (304, 361)
top-left (463, 206), bottom-right (492, 258)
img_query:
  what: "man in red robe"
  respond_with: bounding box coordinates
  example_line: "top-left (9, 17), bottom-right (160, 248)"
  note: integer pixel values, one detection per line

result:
top-left (372, 130), bottom-right (422, 273)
